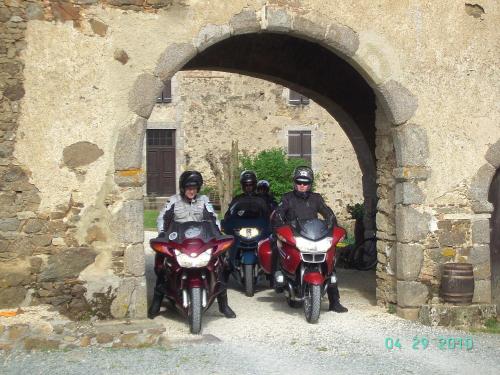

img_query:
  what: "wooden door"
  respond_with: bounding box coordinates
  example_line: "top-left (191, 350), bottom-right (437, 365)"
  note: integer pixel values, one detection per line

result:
top-left (146, 129), bottom-right (176, 196)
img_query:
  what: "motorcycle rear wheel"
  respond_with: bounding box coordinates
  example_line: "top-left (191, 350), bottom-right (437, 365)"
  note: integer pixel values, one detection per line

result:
top-left (243, 264), bottom-right (255, 297)
top-left (188, 287), bottom-right (202, 334)
top-left (303, 284), bottom-right (321, 323)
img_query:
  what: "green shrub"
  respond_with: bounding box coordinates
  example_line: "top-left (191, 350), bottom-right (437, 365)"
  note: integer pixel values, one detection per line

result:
top-left (346, 203), bottom-right (364, 220)
top-left (238, 148), bottom-right (311, 201)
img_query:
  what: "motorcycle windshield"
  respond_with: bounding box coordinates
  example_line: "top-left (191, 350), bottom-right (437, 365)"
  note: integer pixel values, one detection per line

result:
top-left (164, 221), bottom-right (223, 244)
top-left (292, 218), bottom-right (330, 241)
top-left (224, 198), bottom-right (270, 235)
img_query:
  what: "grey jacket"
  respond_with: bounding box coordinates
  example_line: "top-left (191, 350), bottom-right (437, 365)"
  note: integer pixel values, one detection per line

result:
top-left (156, 194), bottom-right (219, 233)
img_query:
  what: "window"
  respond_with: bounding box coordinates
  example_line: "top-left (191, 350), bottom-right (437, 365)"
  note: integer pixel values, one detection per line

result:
top-left (288, 130), bottom-right (311, 163)
top-left (156, 80), bottom-right (172, 103)
top-left (288, 89), bottom-right (310, 105)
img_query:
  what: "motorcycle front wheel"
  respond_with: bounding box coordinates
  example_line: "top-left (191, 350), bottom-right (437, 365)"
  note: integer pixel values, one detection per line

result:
top-left (303, 283), bottom-right (321, 323)
top-left (188, 287), bottom-right (202, 334)
top-left (244, 264), bottom-right (254, 297)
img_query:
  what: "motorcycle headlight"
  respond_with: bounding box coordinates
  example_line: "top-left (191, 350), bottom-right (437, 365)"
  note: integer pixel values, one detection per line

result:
top-left (238, 227), bottom-right (260, 239)
top-left (295, 237), bottom-right (332, 252)
top-left (174, 249), bottom-right (212, 268)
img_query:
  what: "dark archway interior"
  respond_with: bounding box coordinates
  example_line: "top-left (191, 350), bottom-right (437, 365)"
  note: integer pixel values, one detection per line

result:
top-left (183, 33), bottom-right (378, 231)
top-left (488, 169), bottom-right (500, 306)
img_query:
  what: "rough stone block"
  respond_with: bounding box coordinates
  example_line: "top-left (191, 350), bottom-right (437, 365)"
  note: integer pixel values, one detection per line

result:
top-left (26, 3), bottom-right (44, 20)
top-left (194, 24), bottom-right (231, 52)
top-left (230, 10), bottom-right (260, 35)
top-left (436, 219), bottom-right (470, 247)
top-left (0, 286), bottom-right (26, 308)
top-left (89, 18), bottom-right (108, 37)
top-left (111, 200), bottom-right (144, 244)
top-left (124, 244), bottom-right (145, 277)
top-left (39, 247), bottom-right (97, 282)
top-left (378, 80), bottom-right (418, 125)
top-left (469, 164), bottom-right (495, 213)
top-left (469, 245), bottom-right (490, 265)
top-left (472, 280), bottom-right (491, 303)
top-left (393, 166), bottom-right (431, 181)
top-left (128, 73), bottom-right (164, 118)
top-left (0, 218), bottom-right (20, 231)
top-left (264, 8), bottom-right (292, 32)
top-left (291, 15), bottom-right (327, 41)
top-left (472, 219), bottom-right (491, 244)
top-left (23, 219), bottom-right (46, 234)
top-left (114, 118), bottom-right (146, 171)
top-left (63, 142), bottom-right (104, 169)
top-left (24, 338), bottom-right (60, 351)
top-left (396, 306), bottom-right (420, 320)
top-left (392, 123), bottom-right (429, 167)
top-left (155, 43), bottom-right (197, 82)
top-left (395, 182), bottom-right (424, 205)
top-left (397, 281), bottom-right (429, 307)
top-left (396, 243), bottom-right (424, 281)
top-left (0, 259), bottom-right (31, 287)
top-left (375, 212), bottom-right (395, 235)
top-left (485, 139), bottom-right (500, 168)
top-left (110, 276), bottom-right (146, 318)
top-left (395, 205), bottom-right (430, 243)
top-left (419, 304), bottom-right (497, 329)
top-left (471, 200), bottom-right (494, 213)
top-left (114, 169), bottom-right (145, 187)
top-left (324, 23), bottom-right (359, 57)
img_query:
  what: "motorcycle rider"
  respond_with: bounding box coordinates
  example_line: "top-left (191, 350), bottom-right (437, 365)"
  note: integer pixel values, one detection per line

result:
top-left (256, 179), bottom-right (278, 212)
top-left (271, 166), bottom-right (348, 313)
top-left (222, 170), bottom-right (270, 275)
top-left (224, 170), bottom-right (270, 221)
top-left (148, 170), bottom-right (236, 319)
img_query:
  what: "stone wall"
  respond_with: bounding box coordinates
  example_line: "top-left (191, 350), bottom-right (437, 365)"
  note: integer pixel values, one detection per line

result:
top-left (147, 70), bottom-right (364, 221)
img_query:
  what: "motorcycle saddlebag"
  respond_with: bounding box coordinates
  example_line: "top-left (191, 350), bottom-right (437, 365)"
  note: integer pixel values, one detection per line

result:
top-left (257, 238), bottom-right (272, 274)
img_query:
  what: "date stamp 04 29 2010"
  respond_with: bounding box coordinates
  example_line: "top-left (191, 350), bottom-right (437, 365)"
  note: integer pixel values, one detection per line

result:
top-left (384, 337), bottom-right (474, 351)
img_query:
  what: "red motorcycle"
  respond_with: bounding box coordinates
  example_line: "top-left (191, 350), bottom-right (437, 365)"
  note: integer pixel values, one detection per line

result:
top-left (258, 218), bottom-right (345, 323)
top-left (150, 220), bottom-right (233, 334)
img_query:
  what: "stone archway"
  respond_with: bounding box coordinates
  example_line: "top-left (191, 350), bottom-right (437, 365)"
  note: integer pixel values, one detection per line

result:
top-left (115, 6), bottom-right (428, 318)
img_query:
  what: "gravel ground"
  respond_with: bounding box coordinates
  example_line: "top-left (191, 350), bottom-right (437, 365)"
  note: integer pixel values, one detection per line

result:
top-left (1, 232), bottom-right (499, 375)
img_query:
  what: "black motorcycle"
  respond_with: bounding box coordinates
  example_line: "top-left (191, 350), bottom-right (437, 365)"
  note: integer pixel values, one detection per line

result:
top-left (221, 198), bottom-right (271, 296)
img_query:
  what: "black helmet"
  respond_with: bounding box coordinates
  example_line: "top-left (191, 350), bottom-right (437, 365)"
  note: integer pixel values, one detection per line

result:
top-left (179, 170), bottom-right (203, 195)
top-left (293, 166), bottom-right (314, 185)
top-left (257, 179), bottom-right (270, 193)
top-left (240, 170), bottom-right (257, 185)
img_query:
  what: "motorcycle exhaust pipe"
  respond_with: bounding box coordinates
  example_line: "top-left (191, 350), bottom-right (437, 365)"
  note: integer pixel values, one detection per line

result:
top-left (202, 289), bottom-right (207, 308)
top-left (182, 289), bottom-right (188, 308)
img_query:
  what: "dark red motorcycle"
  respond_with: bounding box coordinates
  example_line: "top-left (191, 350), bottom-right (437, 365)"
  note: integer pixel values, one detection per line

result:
top-left (150, 220), bottom-right (233, 334)
top-left (258, 218), bottom-right (345, 323)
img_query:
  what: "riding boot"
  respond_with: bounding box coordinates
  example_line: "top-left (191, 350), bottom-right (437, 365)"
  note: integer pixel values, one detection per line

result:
top-left (148, 287), bottom-right (164, 319)
top-left (327, 284), bottom-right (348, 313)
top-left (217, 291), bottom-right (236, 318)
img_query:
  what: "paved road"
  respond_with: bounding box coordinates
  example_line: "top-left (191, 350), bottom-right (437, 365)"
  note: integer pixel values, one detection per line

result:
top-left (1, 232), bottom-right (499, 374)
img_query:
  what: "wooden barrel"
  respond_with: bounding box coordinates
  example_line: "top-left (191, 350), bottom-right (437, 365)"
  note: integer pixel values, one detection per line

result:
top-left (441, 263), bottom-right (474, 304)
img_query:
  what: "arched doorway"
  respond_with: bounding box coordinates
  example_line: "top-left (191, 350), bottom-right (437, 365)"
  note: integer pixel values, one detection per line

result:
top-left (116, 9), bottom-right (427, 318)
top-left (489, 169), bottom-right (500, 306)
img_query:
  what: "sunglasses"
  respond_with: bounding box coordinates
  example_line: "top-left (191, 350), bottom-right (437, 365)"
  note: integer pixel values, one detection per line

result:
top-left (296, 181), bottom-right (311, 186)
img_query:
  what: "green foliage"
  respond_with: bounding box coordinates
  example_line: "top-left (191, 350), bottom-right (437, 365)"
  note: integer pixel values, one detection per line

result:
top-left (238, 148), bottom-right (310, 201)
top-left (346, 203), bottom-right (364, 220)
top-left (144, 209), bottom-right (159, 230)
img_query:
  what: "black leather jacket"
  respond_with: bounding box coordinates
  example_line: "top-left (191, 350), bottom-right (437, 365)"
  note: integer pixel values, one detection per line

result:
top-left (272, 190), bottom-right (337, 229)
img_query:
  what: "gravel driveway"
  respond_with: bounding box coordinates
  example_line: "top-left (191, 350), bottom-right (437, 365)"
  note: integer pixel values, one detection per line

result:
top-left (1, 232), bottom-right (499, 374)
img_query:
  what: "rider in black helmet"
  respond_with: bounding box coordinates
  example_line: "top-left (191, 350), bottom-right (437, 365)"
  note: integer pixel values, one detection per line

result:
top-left (271, 166), bottom-right (348, 313)
top-left (148, 170), bottom-right (236, 319)
top-left (224, 170), bottom-right (269, 220)
top-left (257, 179), bottom-right (278, 212)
